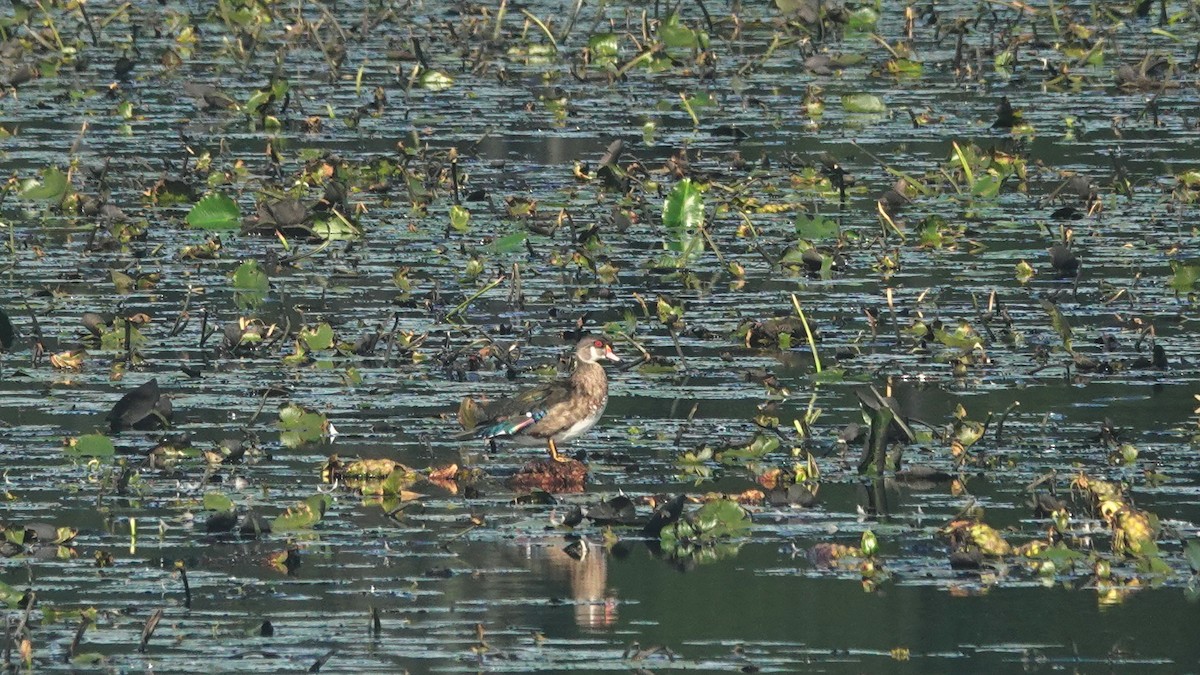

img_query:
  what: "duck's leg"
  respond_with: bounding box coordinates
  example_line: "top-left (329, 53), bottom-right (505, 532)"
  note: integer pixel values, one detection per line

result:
top-left (547, 439), bottom-right (569, 463)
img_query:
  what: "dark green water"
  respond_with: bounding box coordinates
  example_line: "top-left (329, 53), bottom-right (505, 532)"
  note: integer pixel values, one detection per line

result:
top-left (3, 0), bottom-right (1200, 671)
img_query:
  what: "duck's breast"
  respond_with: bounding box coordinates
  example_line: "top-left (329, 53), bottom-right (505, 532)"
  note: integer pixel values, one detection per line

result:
top-left (553, 394), bottom-right (607, 443)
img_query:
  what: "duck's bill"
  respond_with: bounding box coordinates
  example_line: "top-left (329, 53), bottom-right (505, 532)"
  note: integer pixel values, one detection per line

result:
top-left (604, 346), bottom-right (621, 362)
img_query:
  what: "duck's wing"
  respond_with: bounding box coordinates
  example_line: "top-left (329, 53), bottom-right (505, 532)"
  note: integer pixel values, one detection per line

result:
top-left (456, 379), bottom-right (576, 440)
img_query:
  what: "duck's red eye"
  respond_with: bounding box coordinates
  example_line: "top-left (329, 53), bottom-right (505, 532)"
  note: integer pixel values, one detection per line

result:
top-left (593, 339), bottom-right (604, 348)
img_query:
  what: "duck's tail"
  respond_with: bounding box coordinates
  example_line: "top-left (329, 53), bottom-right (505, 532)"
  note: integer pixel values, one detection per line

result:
top-left (451, 426), bottom-right (483, 441)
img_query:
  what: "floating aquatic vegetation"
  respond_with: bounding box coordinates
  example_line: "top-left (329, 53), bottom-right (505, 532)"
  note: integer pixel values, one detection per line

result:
top-left (230, 260), bottom-right (269, 309)
top-left (63, 433), bottom-right (115, 458)
top-left (659, 178), bottom-right (706, 269)
top-left (272, 494), bottom-right (332, 532)
top-left (2, 0), bottom-right (1200, 669)
top-left (185, 192), bottom-right (241, 230)
top-left (658, 499), bottom-right (750, 564)
top-left (278, 403), bottom-right (332, 448)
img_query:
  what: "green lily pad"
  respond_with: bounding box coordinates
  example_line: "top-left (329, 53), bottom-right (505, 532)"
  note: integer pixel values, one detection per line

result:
top-left (231, 260), bottom-right (268, 291)
top-left (588, 33), bottom-right (620, 64)
top-left (278, 403), bottom-right (328, 447)
top-left (0, 579), bottom-right (23, 608)
top-left (714, 433), bottom-right (780, 464)
top-left (1029, 543), bottom-right (1086, 568)
top-left (831, 54), bottom-right (867, 68)
top-left (846, 7), bottom-right (879, 31)
top-left (186, 193), bottom-right (241, 230)
top-left (311, 214), bottom-right (362, 240)
top-left (660, 498), bottom-right (751, 560)
top-left (418, 70), bottom-right (453, 90)
top-left (811, 367), bottom-right (847, 383)
top-left (272, 493), bottom-right (332, 532)
top-left (660, 13), bottom-right (707, 50)
top-left (795, 213), bottom-right (839, 240)
top-left (490, 231), bottom-right (527, 254)
top-left (300, 323), bottom-right (335, 351)
top-left (889, 58), bottom-right (924, 77)
top-left (380, 468), bottom-right (422, 498)
top-left (19, 167), bottom-right (69, 201)
top-left (692, 499), bottom-right (751, 536)
top-left (203, 492), bottom-right (236, 513)
top-left (1168, 260), bottom-right (1199, 292)
top-left (972, 174), bottom-right (1003, 198)
top-left (1184, 539), bottom-right (1200, 574)
top-left (933, 326), bottom-right (982, 350)
top-left (841, 93), bottom-right (887, 114)
top-left (231, 260), bottom-right (269, 310)
top-left (449, 204), bottom-right (470, 232)
top-left (70, 653), bottom-right (107, 666)
top-left (65, 434), bottom-right (116, 458)
top-left (1136, 552), bottom-right (1173, 576)
top-left (662, 178), bottom-right (705, 266)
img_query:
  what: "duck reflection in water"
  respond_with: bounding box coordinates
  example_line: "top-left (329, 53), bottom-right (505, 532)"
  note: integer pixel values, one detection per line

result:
top-left (518, 536), bottom-right (617, 629)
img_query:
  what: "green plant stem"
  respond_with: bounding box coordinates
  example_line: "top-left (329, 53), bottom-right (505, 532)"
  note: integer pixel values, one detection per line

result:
top-left (448, 275), bottom-right (507, 319)
top-left (615, 47), bottom-right (658, 79)
top-left (520, 9), bottom-right (558, 52)
top-left (951, 141), bottom-right (975, 186)
top-left (790, 293), bottom-right (821, 374)
top-left (679, 92), bottom-right (699, 127)
top-left (493, 0), bottom-right (508, 41)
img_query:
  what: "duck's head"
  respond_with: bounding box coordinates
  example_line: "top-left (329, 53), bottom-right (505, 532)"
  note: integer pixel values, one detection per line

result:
top-left (575, 335), bottom-right (620, 364)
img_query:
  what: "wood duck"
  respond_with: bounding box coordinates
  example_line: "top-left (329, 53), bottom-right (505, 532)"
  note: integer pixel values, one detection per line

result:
top-left (457, 335), bottom-right (620, 462)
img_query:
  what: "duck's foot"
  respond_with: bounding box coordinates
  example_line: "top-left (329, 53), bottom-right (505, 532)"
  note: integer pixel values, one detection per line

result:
top-left (547, 439), bottom-right (571, 463)
top-left (508, 457), bottom-right (587, 494)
